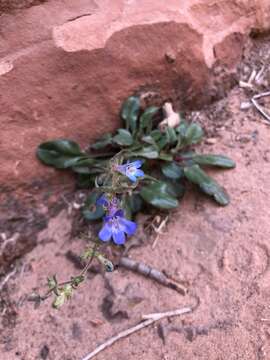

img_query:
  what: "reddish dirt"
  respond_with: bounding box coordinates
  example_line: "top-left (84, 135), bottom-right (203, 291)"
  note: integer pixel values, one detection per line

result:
top-left (1, 36), bottom-right (270, 360)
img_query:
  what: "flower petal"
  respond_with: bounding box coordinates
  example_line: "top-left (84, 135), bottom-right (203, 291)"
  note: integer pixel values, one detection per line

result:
top-left (98, 223), bottom-right (112, 242)
top-left (127, 174), bottom-right (137, 182)
top-left (112, 230), bottom-right (125, 245)
top-left (134, 169), bottom-right (144, 177)
top-left (116, 165), bottom-right (126, 176)
top-left (132, 160), bottom-right (143, 168)
top-left (104, 214), bottom-right (112, 222)
top-left (96, 194), bottom-right (109, 207)
top-left (119, 218), bottom-right (137, 236)
top-left (114, 209), bottom-right (124, 218)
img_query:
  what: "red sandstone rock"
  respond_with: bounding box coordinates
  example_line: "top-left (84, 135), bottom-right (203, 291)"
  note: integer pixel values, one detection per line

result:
top-left (0, 0), bottom-right (269, 193)
top-left (0, 0), bottom-right (269, 266)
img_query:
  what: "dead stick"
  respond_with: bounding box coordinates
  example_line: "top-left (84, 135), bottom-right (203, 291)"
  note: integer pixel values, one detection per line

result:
top-left (119, 257), bottom-right (187, 295)
top-left (81, 307), bottom-right (192, 360)
top-left (0, 267), bottom-right (16, 292)
top-left (253, 91), bottom-right (270, 99)
top-left (251, 91), bottom-right (270, 123)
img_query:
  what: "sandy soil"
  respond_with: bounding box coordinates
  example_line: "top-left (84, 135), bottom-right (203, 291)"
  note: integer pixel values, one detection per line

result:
top-left (1, 37), bottom-right (270, 360)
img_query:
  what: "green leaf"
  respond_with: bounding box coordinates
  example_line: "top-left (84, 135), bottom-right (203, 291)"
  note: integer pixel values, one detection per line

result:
top-left (132, 146), bottom-right (159, 159)
top-left (122, 195), bottom-right (132, 220)
top-left (71, 275), bottom-right (85, 287)
top-left (185, 154), bottom-right (236, 169)
top-left (165, 181), bottom-right (185, 198)
top-left (141, 135), bottom-right (156, 145)
top-left (91, 133), bottom-right (112, 150)
top-left (121, 96), bottom-right (140, 133)
top-left (140, 181), bottom-right (178, 209)
top-left (72, 166), bottom-right (92, 174)
top-left (76, 174), bottom-right (95, 188)
top-left (82, 192), bottom-right (105, 220)
top-left (63, 284), bottom-right (73, 298)
top-left (175, 120), bottom-right (188, 136)
top-left (184, 165), bottom-right (230, 205)
top-left (161, 162), bottom-right (184, 179)
top-left (184, 123), bottom-right (204, 145)
top-left (39, 139), bottom-right (82, 155)
top-left (72, 164), bottom-right (106, 175)
top-left (127, 194), bottom-right (143, 214)
top-left (156, 135), bottom-right (168, 150)
top-left (113, 129), bottom-right (133, 146)
top-left (150, 129), bottom-right (162, 141)
top-left (47, 275), bottom-right (57, 290)
top-left (37, 139), bottom-right (93, 169)
top-left (53, 292), bottom-right (66, 309)
top-left (159, 152), bottom-right (173, 161)
top-left (165, 127), bottom-right (177, 144)
top-left (139, 106), bottom-right (159, 133)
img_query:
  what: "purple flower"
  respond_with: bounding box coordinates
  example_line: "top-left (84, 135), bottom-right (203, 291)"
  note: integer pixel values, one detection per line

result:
top-left (116, 160), bottom-right (144, 182)
top-left (98, 210), bottom-right (137, 245)
top-left (97, 195), bottom-right (119, 215)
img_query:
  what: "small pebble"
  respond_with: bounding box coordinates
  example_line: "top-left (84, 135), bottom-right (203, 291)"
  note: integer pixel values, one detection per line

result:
top-left (240, 101), bottom-right (252, 110)
top-left (165, 51), bottom-right (176, 63)
top-left (205, 138), bottom-right (217, 145)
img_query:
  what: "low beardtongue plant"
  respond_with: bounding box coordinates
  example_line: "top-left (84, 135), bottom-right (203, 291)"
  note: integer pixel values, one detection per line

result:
top-left (35, 96), bottom-right (235, 308)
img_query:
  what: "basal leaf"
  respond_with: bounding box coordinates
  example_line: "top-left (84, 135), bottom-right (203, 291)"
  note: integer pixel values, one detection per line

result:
top-left (40, 139), bottom-right (82, 155)
top-left (188, 154), bottom-right (236, 169)
top-left (139, 106), bottom-right (159, 134)
top-left (165, 180), bottom-right (185, 198)
top-left (91, 133), bottom-right (112, 150)
top-left (141, 135), bottom-right (156, 145)
top-left (113, 129), bottom-right (133, 146)
top-left (161, 162), bottom-right (184, 179)
top-left (132, 146), bottom-right (159, 159)
top-left (184, 123), bottom-right (204, 145)
top-left (165, 127), bottom-right (177, 144)
top-left (126, 193), bottom-right (143, 215)
top-left (150, 129), bottom-right (162, 141)
top-left (140, 181), bottom-right (178, 209)
top-left (121, 96), bottom-right (140, 133)
top-left (175, 120), bottom-right (188, 137)
top-left (159, 152), bottom-right (173, 161)
top-left (37, 139), bottom-right (93, 169)
top-left (156, 135), bottom-right (168, 150)
top-left (184, 164), bottom-right (230, 205)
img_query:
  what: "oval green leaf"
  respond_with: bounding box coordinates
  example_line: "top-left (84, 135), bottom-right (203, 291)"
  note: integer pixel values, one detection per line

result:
top-left (132, 146), bottom-right (159, 159)
top-left (184, 164), bottom-right (230, 205)
top-left (113, 129), bottom-right (134, 146)
top-left (121, 96), bottom-right (140, 133)
top-left (189, 154), bottom-right (236, 168)
top-left (161, 162), bottom-right (184, 179)
top-left (140, 181), bottom-right (178, 209)
top-left (91, 133), bottom-right (112, 150)
top-left (139, 106), bottom-right (159, 133)
top-left (37, 139), bottom-right (93, 169)
top-left (184, 123), bottom-right (204, 145)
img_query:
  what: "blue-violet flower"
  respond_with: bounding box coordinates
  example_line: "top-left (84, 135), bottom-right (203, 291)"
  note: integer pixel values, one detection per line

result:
top-left (116, 160), bottom-right (144, 182)
top-left (97, 195), bottom-right (119, 216)
top-left (98, 210), bottom-right (137, 245)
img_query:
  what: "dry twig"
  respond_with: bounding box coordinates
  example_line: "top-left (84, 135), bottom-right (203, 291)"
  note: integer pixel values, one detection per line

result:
top-left (251, 91), bottom-right (270, 123)
top-left (119, 257), bottom-right (187, 295)
top-left (0, 267), bottom-right (17, 292)
top-left (81, 306), bottom-right (192, 360)
top-left (151, 215), bottom-right (169, 249)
